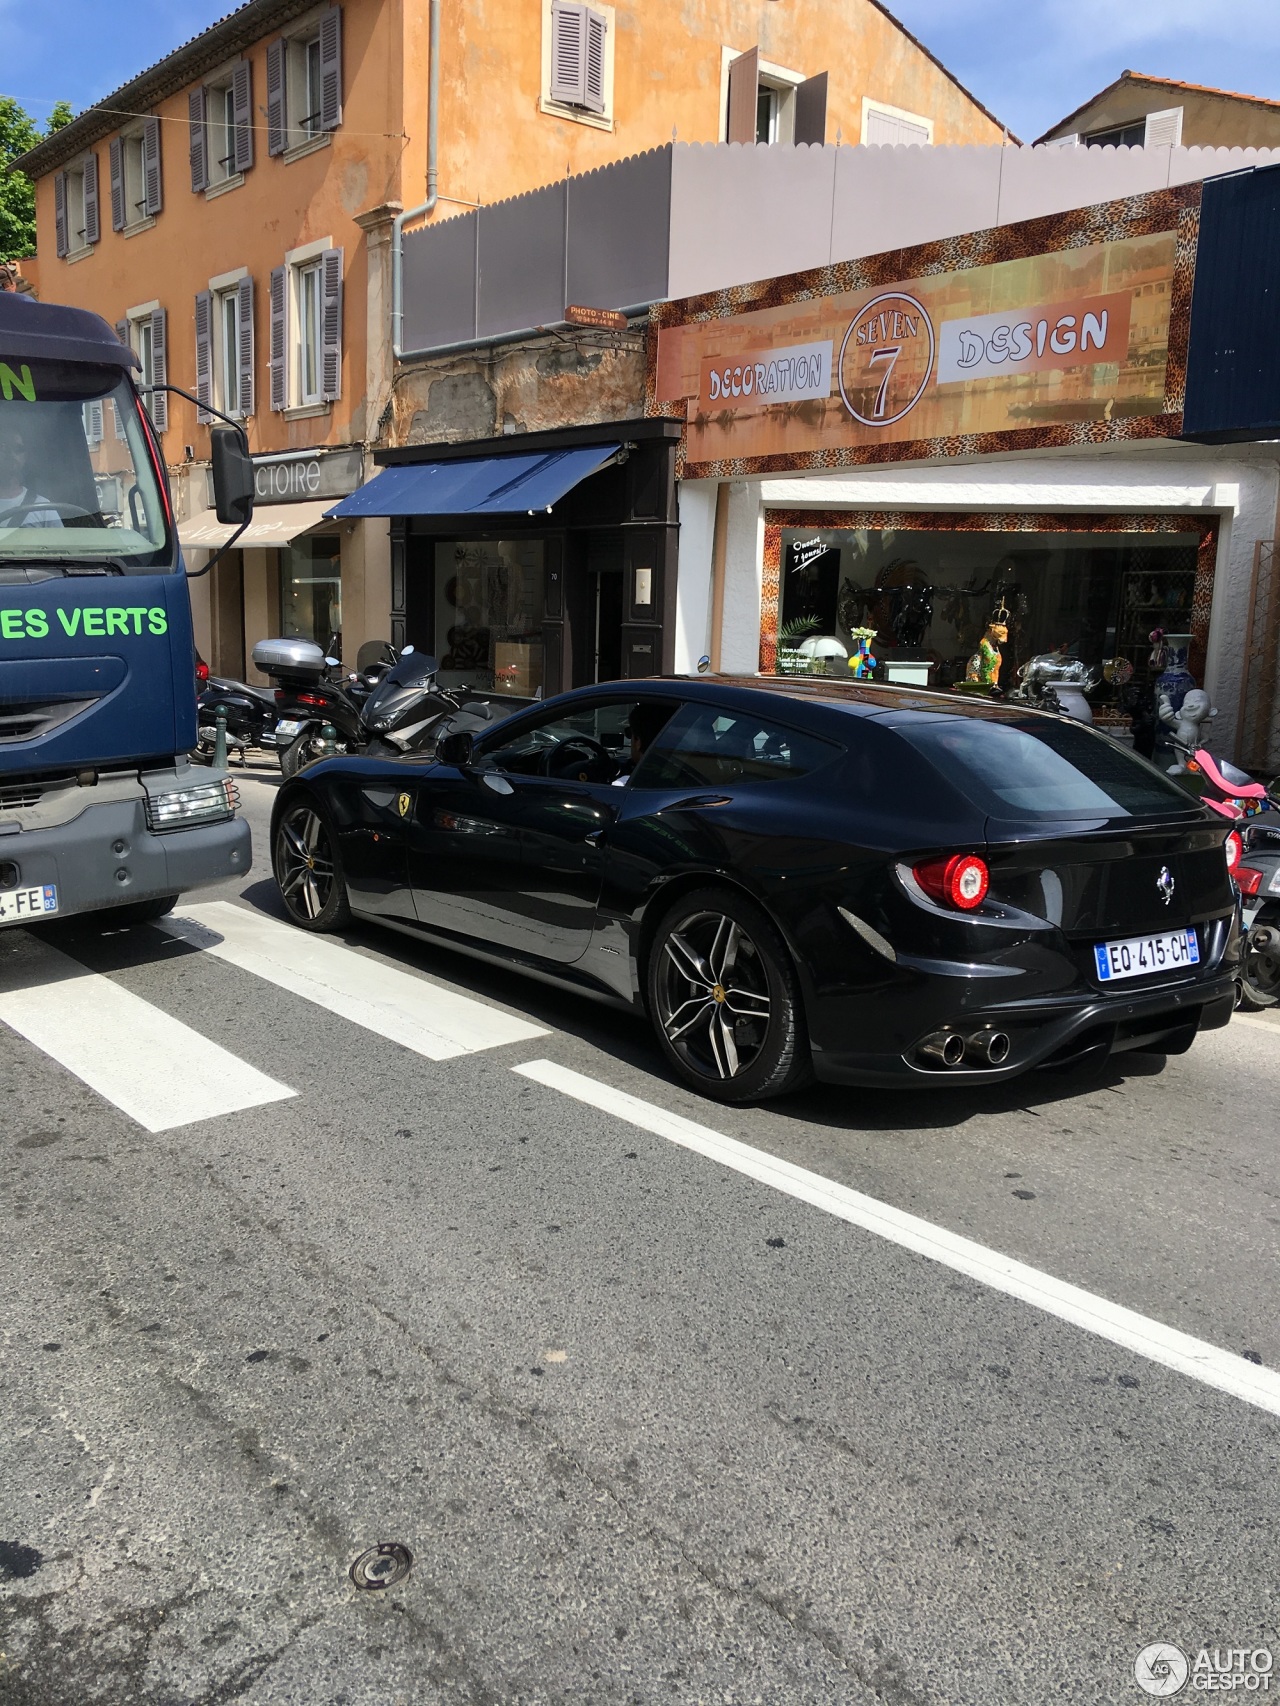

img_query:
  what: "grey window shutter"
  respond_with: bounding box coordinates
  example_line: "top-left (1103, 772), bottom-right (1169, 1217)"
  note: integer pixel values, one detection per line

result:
top-left (550, 2), bottom-right (586, 105)
top-left (54, 172), bottom-right (68, 257)
top-left (320, 7), bottom-right (343, 130)
top-left (142, 117), bottom-right (163, 215)
top-left (794, 72), bottom-right (827, 146)
top-left (149, 307), bottom-right (168, 432)
top-left (113, 321), bottom-right (128, 437)
top-left (266, 40), bottom-right (286, 155)
top-left (188, 87), bottom-right (208, 192)
top-left (109, 137), bottom-right (126, 230)
top-left (269, 264), bottom-right (287, 410)
top-left (583, 9), bottom-right (607, 114)
top-left (232, 60), bottom-right (254, 171)
top-left (726, 48), bottom-right (759, 144)
top-left (195, 290), bottom-right (213, 423)
top-left (320, 247), bottom-right (343, 401)
top-left (85, 400), bottom-right (104, 444)
top-left (237, 275), bottom-right (255, 416)
top-left (82, 151), bottom-right (100, 244)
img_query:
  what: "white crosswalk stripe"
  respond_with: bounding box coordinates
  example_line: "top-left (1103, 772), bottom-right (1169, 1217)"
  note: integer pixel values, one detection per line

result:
top-left (160, 901), bottom-right (547, 1061)
top-left (0, 937), bottom-right (295, 1133)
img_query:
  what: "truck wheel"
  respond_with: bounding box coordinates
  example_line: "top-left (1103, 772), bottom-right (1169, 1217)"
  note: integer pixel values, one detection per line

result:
top-left (100, 895), bottom-right (180, 928)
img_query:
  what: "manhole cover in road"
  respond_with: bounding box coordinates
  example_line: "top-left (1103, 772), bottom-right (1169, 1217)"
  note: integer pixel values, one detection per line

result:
top-left (349, 1541), bottom-right (414, 1590)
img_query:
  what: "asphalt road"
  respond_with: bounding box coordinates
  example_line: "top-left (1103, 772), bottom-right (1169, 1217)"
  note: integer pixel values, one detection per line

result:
top-left (2, 761), bottom-right (1279, 1705)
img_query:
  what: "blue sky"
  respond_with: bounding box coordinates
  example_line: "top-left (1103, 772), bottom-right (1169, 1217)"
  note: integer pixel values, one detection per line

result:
top-left (3, 0), bottom-right (1277, 144)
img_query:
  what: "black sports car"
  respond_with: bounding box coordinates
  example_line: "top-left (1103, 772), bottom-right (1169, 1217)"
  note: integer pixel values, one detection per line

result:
top-left (270, 677), bottom-right (1239, 1102)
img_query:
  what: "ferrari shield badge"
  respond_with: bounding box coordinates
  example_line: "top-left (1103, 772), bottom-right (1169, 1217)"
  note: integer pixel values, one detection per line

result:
top-left (397, 792), bottom-right (411, 818)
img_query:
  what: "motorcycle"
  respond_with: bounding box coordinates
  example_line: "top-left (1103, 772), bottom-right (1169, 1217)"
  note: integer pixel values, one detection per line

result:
top-left (195, 673), bottom-right (280, 765)
top-left (256, 637), bottom-right (395, 779)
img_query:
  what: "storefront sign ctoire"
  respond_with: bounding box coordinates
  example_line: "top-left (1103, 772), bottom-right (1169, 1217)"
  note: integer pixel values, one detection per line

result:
top-left (650, 186), bottom-right (1196, 476)
top-left (249, 447), bottom-right (364, 504)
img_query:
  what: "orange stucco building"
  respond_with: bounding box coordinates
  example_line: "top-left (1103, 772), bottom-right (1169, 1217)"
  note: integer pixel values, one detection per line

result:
top-left (17, 0), bottom-right (1007, 678)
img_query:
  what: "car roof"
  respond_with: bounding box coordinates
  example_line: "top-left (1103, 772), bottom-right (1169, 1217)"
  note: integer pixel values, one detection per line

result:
top-left (631, 675), bottom-right (1051, 727)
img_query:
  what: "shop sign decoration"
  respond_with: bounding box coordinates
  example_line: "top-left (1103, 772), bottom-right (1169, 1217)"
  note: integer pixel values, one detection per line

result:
top-left (648, 185), bottom-right (1199, 478)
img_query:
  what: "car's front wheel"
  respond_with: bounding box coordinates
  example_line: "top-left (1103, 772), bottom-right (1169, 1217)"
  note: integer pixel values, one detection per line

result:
top-left (646, 886), bottom-right (812, 1103)
top-left (273, 796), bottom-right (350, 931)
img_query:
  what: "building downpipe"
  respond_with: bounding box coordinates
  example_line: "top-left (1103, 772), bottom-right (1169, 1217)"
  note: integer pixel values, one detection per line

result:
top-left (391, 0), bottom-right (440, 361)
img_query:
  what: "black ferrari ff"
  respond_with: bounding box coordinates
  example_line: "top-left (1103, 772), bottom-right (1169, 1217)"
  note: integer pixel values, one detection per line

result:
top-left (270, 676), bottom-right (1239, 1103)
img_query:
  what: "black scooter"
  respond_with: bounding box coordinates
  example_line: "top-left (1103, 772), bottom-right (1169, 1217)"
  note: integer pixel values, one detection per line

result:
top-left (195, 674), bottom-right (280, 765)
top-left (257, 638), bottom-right (394, 779)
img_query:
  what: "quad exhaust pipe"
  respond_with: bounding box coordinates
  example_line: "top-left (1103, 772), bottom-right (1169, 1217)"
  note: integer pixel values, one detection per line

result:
top-left (918, 1029), bottom-right (1011, 1069)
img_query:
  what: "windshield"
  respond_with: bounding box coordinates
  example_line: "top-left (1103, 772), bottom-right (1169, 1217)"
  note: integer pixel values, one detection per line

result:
top-left (898, 712), bottom-right (1199, 821)
top-left (0, 359), bottom-right (171, 576)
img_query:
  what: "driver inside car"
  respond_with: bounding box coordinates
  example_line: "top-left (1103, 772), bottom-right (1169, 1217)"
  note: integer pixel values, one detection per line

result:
top-left (610, 701), bottom-right (678, 786)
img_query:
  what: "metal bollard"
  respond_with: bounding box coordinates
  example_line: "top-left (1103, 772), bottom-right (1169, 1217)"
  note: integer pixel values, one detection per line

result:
top-left (213, 707), bottom-right (229, 770)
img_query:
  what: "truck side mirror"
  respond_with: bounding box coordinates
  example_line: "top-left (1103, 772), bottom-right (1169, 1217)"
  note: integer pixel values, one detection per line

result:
top-left (210, 426), bottom-right (255, 526)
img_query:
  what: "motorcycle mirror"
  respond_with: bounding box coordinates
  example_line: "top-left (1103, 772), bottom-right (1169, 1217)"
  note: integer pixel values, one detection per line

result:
top-left (324, 656), bottom-right (340, 668)
top-left (436, 730), bottom-right (475, 768)
top-left (402, 644), bottom-right (415, 655)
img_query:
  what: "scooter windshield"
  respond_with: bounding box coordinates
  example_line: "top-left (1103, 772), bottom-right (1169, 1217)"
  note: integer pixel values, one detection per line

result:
top-left (362, 652), bottom-right (440, 722)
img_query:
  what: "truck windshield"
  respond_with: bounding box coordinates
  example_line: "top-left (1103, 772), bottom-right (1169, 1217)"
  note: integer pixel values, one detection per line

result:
top-left (0, 359), bottom-right (171, 577)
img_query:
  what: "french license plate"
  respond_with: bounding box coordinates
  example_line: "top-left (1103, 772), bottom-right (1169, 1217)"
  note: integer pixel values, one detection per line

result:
top-left (1094, 928), bottom-right (1199, 982)
top-left (275, 719), bottom-right (302, 737)
top-left (0, 884), bottom-right (58, 923)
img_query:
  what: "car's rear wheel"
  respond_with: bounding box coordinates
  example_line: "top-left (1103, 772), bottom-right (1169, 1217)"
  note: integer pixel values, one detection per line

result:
top-left (273, 796), bottom-right (350, 931)
top-left (646, 886), bottom-right (812, 1103)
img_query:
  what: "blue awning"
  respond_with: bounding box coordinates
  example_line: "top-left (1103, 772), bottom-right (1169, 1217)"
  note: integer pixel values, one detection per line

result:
top-left (325, 443), bottom-right (620, 519)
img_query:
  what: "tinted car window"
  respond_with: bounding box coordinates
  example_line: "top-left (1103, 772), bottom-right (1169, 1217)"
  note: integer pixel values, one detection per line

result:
top-left (899, 714), bottom-right (1197, 819)
top-left (631, 702), bottom-right (841, 789)
top-left (481, 700), bottom-right (640, 781)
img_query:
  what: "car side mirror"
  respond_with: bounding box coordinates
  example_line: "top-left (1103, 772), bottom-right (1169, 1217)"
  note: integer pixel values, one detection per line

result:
top-left (210, 425), bottom-right (255, 526)
top-left (436, 730), bottom-right (474, 768)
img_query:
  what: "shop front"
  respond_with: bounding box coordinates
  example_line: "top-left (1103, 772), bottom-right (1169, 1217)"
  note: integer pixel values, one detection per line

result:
top-left (329, 420), bottom-right (681, 699)
top-left (653, 176), bottom-right (1280, 761)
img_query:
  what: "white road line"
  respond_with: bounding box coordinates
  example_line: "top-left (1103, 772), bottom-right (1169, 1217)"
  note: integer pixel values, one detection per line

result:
top-left (514, 1059), bottom-right (1280, 1420)
top-left (162, 902), bottom-right (547, 1061)
top-left (0, 940), bottom-right (294, 1133)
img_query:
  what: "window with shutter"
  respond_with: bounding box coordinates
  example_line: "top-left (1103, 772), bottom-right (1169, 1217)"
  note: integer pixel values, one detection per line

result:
top-left (237, 275), bottom-right (255, 416)
top-left (863, 104), bottom-right (931, 147)
top-left (269, 265), bottom-right (287, 411)
top-left (266, 40), bottom-right (286, 155)
top-left (583, 10), bottom-right (606, 114)
top-left (82, 153), bottom-right (100, 245)
top-left (113, 320), bottom-right (129, 439)
top-left (1144, 107), bottom-right (1184, 148)
top-left (109, 138), bottom-right (126, 230)
top-left (232, 60), bottom-right (254, 171)
top-left (726, 48), bottom-right (759, 144)
top-left (84, 401), bottom-right (104, 445)
top-left (320, 247), bottom-right (343, 401)
top-left (142, 117), bottom-right (163, 216)
top-left (319, 8), bottom-right (342, 131)
top-left (148, 307), bottom-right (168, 433)
top-left (54, 172), bottom-right (68, 258)
top-left (189, 88), bottom-right (209, 193)
top-left (794, 73), bottom-right (827, 147)
top-left (551, 2), bottom-right (586, 105)
top-left (195, 290), bottom-right (213, 423)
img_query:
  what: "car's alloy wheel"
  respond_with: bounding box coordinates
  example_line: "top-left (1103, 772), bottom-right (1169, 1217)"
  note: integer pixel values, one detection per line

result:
top-left (274, 800), bottom-right (350, 931)
top-left (648, 887), bottom-right (811, 1103)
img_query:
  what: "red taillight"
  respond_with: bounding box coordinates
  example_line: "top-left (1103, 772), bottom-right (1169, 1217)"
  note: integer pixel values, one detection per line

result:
top-left (1236, 864), bottom-right (1264, 896)
top-left (297, 692), bottom-right (328, 707)
top-left (1225, 830), bottom-right (1244, 874)
top-left (196, 659), bottom-right (209, 684)
top-left (913, 853), bottom-right (990, 911)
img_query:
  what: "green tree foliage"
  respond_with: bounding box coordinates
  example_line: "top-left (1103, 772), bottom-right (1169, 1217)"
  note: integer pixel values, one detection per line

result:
top-left (1, 97), bottom-right (75, 261)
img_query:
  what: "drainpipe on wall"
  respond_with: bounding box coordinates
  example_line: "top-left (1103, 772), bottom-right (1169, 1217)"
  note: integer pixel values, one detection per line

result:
top-left (391, 0), bottom-right (440, 361)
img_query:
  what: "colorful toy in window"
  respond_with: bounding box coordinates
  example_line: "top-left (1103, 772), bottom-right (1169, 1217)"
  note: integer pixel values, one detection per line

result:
top-left (846, 627), bottom-right (878, 679)
top-left (964, 601), bottom-right (1009, 691)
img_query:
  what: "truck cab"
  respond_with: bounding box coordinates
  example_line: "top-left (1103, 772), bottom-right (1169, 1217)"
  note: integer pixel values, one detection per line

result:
top-left (0, 292), bottom-right (249, 927)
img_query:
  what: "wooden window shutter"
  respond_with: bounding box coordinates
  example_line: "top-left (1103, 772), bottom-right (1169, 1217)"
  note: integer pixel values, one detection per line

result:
top-left (113, 321), bottom-right (129, 438)
top-left (1144, 107), bottom-right (1184, 147)
top-left (54, 172), bottom-right (68, 257)
top-left (237, 275), bottom-right (255, 416)
top-left (188, 88), bottom-right (209, 193)
top-left (794, 73), bottom-right (827, 146)
top-left (194, 290), bottom-right (213, 423)
top-left (82, 151), bottom-right (100, 244)
top-left (148, 307), bottom-right (168, 432)
top-left (266, 41), bottom-right (286, 155)
top-left (320, 247), bottom-right (343, 401)
top-left (550, 2), bottom-right (587, 106)
top-left (583, 8), bottom-right (607, 114)
top-left (109, 138), bottom-right (126, 230)
top-left (142, 117), bottom-right (163, 215)
top-left (269, 265), bottom-right (287, 410)
top-left (319, 8), bottom-right (343, 130)
top-left (232, 60), bottom-right (254, 171)
top-left (726, 48), bottom-right (759, 144)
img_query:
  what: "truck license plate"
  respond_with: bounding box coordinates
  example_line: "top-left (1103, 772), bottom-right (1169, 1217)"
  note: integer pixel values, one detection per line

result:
top-left (1094, 928), bottom-right (1199, 982)
top-left (0, 884), bottom-right (58, 923)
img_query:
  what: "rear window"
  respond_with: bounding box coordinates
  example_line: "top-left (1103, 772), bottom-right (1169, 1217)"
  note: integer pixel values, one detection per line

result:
top-left (898, 714), bottom-right (1197, 820)
top-left (632, 702), bottom-right (841, 789)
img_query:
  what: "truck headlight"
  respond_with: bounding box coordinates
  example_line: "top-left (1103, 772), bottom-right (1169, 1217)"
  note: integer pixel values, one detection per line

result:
top-left (145, 777), bottom-right (239, 831)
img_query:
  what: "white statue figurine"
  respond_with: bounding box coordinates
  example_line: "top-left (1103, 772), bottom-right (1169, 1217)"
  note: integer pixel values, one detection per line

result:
top-left (1159, 686), bottom-right (1217, 773)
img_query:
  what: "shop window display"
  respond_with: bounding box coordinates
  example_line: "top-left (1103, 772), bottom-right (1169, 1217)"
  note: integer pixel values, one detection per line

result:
top-left (280, 534), bottom-right (342, 651)
top-left (776, 526), bottom-right (1200, 734)
top-left (433, 540), bottom-right (545, 695)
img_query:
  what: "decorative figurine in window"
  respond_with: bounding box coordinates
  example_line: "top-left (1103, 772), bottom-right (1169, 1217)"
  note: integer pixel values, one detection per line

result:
top-left (1159, 686), bottom-right (1217, 773)
top-left (846, 627), bottom-right (878, 679)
